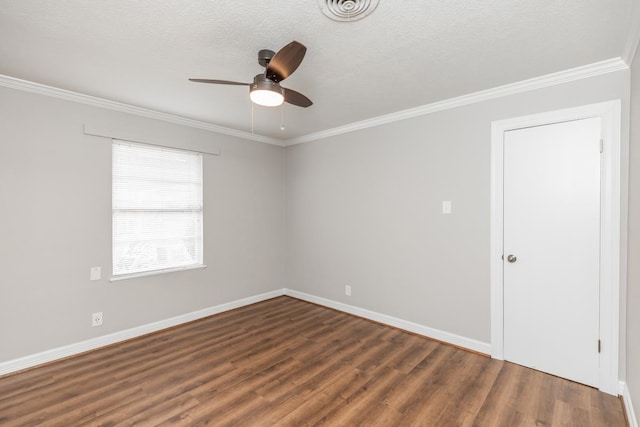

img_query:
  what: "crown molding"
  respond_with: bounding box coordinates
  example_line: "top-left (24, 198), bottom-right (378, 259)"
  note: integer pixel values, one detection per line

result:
top-left (622, 1), bottom-right (640, 66)
top-left (285, 57), bottom-right (628, 145)
top-left (1, 57), bottom-right (629, 148)
top-left (0, 74), bottom-right (285, 147)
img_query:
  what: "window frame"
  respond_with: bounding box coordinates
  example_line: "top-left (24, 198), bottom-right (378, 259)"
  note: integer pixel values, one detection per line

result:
top-left (111, 139), bottom-right (205, 281)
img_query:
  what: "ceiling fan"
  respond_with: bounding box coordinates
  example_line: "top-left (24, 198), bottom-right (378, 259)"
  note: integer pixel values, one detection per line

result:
top-left (189, 41), bottom-right (313, 108)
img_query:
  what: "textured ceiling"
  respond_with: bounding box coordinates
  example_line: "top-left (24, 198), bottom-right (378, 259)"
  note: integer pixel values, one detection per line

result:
top-left (0, 0), bottom-right (635, 140)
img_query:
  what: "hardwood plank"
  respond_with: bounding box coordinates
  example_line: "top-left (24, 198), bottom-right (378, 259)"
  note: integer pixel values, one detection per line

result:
top-left (0, 296), bottom-right (626, 426)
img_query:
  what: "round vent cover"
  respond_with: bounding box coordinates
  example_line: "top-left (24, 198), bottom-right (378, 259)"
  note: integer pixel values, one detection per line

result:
top-left (317, 0), bottom-right (380, 22)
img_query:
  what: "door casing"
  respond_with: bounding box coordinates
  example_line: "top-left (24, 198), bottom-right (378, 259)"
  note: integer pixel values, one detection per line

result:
top-left (490, 100), bottom-right (621, 395)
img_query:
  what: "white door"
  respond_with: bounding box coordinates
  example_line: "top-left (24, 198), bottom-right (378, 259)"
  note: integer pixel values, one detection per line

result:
top-left (503, 117), bottom-right (601, 388)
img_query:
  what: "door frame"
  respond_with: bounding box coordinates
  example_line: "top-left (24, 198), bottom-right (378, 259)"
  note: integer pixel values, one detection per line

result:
top-left (490, 100), bottom-right (621, 395)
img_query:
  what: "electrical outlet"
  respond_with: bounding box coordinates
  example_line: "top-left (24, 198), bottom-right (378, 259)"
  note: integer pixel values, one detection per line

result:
top-left (345, 285), bottom-right (351, 296)
top-left (92, 312), bottom-right (103, 327)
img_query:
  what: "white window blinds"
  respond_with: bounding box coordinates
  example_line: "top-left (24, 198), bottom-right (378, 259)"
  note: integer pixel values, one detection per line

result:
top-left (112, 140), bottom-right (203, 277)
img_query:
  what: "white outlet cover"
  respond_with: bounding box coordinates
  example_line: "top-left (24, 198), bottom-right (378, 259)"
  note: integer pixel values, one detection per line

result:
top-left (90, 267), bottom-right (101, 281)
top-left (92, 312), bottom-right (103, 326)
top-left (442, 201), bottom-right (452, 214)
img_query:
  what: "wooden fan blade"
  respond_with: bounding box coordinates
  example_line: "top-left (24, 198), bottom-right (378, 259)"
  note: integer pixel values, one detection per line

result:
top-left (189, 79), bottom-right (250, 85)
top-left (283, 88), bottom-right (313, 107)
top-left (266, 41), bottom-right (307, 82)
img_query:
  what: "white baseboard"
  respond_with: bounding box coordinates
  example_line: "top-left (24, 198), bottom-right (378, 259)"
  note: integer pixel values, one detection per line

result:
top-left (284, 289), bottom-right (491, 355)
top-left (622, 381), bottom-right (639, 427)
top-left (0, 288), bottom-right (496, 377)
top-left (0, 289), bottom-right (284, 376)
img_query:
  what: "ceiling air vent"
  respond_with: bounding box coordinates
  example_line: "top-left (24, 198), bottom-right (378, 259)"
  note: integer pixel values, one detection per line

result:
top-left (318, 0), bottom-right (380, 22)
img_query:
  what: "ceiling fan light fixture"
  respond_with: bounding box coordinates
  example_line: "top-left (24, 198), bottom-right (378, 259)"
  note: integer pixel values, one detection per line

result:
top-left (250, 88), bottom-right (284, 107)
top-left (250, 75), bottom-right (284, 107)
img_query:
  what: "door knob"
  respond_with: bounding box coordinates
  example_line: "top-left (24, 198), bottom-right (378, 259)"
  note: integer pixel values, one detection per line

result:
top-left (507, 254), bottom-right (517, 263)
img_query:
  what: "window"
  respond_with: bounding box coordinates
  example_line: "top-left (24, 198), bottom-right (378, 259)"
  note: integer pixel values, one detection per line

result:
top-left (112, 140), bottom-right (203, 278)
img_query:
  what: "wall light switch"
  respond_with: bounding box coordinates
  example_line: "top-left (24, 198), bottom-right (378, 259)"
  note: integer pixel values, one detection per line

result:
top-left (90, 267), bottom-right (101, 281)
top-left (442, 201), bottom-right (452, 214)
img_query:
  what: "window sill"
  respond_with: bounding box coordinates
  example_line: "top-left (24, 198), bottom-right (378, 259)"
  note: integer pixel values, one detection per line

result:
top-left (110, 264), bottom-right (207, 282)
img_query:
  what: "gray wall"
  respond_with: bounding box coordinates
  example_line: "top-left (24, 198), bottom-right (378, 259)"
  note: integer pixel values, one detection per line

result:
top-left (0, 65), bottom-right (633, 397)
top-left (285, 70), bottom-right (629, 346)
top-left (628, 46), bottom-right (640, 419)
top-left (0, 86), bottom-right (286, 362)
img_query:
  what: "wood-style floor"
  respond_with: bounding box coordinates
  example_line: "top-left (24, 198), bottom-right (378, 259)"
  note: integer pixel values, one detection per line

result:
top-left (0, 296), bottom-right (627, 426)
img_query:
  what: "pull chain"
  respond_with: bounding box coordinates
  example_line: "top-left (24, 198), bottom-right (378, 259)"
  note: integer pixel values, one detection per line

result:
top-left (251, 102), bottom-right (254, 134)
top-left (280, 103), bottom-right (285, 131)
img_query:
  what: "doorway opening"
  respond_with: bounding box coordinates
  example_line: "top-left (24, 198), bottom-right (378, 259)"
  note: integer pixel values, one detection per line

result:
top-left (490, 101), bottom-right (621, 395)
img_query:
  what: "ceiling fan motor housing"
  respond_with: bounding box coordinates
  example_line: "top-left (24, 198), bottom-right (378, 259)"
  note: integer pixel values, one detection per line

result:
top-left (251, 74), bottom-right (283, 93)
top-left (258, 49), bottom-right (276, 67)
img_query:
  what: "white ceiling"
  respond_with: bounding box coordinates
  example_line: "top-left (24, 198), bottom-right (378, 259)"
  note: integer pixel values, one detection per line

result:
top-left (0, 0), bottom-right (636, 141)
